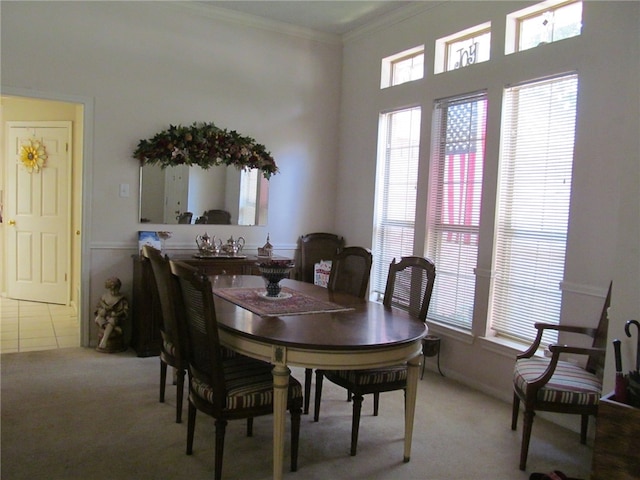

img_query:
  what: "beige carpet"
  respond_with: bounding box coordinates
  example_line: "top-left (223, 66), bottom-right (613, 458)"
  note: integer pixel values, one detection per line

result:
top-left (0, 348), bottom-right (593, 479)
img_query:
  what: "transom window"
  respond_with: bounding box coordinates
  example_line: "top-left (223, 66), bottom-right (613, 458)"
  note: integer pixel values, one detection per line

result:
top-left (506, 0), bottom-right (582, 54)
top-left (435, 22), bottom-right (491, 74)
top-left (381, 46), bottom-right (424, 88)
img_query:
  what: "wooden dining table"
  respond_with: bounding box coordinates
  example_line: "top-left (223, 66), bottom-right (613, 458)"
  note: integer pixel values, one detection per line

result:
top-left (210, 275), bottom-right (428, 480)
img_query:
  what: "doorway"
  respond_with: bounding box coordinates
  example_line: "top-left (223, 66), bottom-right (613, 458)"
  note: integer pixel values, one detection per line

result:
top-left (1, 93), bottom-right (89, 349)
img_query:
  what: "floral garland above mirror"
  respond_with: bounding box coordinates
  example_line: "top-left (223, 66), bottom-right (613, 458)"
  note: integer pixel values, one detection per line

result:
top-left (133, 122), bottom-right (278, 179)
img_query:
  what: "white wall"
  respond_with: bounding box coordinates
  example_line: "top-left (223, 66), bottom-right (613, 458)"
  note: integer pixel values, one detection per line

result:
top-left (1, 1), bottom-right (343, 342)
top-left (337, 0), bottom-right (640, 421)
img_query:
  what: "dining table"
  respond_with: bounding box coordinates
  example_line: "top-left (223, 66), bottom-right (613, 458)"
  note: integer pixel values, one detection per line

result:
top-left (210, 274), bottom-right (428, 480)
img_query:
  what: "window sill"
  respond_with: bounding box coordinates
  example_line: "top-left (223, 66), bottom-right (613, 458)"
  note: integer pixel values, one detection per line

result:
top-left (477, 335), bottom-right (545, 359)
top-left (425, 321), bottom-right (474, 345)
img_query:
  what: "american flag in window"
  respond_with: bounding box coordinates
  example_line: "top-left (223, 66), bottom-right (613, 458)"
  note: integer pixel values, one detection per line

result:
top-left (426, 92), bottom-right (487, 330)
top-left (441, 99), bottom-right (486, 244)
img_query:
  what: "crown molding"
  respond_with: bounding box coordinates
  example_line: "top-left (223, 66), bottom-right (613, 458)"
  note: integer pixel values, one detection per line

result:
top-left (160, 1), bottom-right (342, 46)
top-left (343, 1), bottom-right (448, 43)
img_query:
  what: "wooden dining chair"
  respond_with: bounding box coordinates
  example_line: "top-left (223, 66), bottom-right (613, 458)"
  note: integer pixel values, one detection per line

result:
top-left (203, 209), bottom-right (232, 224)
top-left (176, 211), bottom-right (193, 224)
top-left (142, 245), bottom-right (188, 423)
top-left (314, 256), bottom-right (436, 456)
top-left (298, 232), bottom-right (345, 283)
top-left (511, 282), bottom-right (611, 470)
top-left (169, 259), bottom-right (304, 479)
top-left (303, 246), bottom-right (373, 414)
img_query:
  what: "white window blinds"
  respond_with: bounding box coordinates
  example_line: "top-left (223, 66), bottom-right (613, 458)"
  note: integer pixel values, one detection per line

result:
top-left (372, 107), bottom-right (422, 299)
top-left (426, 92), bottom-right (487, 329)
top-left (491, 74), bottom-right (578, 344)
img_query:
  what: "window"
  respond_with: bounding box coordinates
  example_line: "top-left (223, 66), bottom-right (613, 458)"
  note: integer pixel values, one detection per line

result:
top-left (371, 107), bottom-right (421, 299)
top-left (381, 46), bottom-right (424, 88)
top-left (506, 0), bottom-right (582, 54)
top-left (238, 168), bottom-right (259, 225)
top-left (490, 74), bottom-right (578, 345)
top-left (426, 92), bottom-right (487, 329)
top-left (434, 23), bottom-right (491, 74)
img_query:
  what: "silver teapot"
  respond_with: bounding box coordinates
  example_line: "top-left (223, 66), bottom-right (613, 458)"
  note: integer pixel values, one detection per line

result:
top-left (196, 232), bottom-right (222, 255)
top-left (222, 235), bottom-right (245, 256)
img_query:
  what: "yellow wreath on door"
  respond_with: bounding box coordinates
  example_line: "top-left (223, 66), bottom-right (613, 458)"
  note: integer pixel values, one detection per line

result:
top-left (20, 138), bottom-right (48, 173)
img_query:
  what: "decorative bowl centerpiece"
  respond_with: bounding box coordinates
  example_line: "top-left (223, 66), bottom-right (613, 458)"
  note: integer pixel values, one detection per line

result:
top-left (257, 259), bottom-right (294, 297)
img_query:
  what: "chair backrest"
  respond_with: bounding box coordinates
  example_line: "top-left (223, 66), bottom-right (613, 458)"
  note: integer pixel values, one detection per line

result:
top-left (383, 256), bottom-right (436, 321)
top-left (141, 245), bottom-right (186, 357)
top-left (586, 281), bottom-right (612, 376)
top-left (203, 209), bottom-right (231, 224)
top-left (327, 246), bottom-right (373, 299)
top-left (177, 212), bottom-right (193, 224)
top-left (169, 259), bottom-right (227, 411)
top-left (299, 232), bottom-right (345, 284)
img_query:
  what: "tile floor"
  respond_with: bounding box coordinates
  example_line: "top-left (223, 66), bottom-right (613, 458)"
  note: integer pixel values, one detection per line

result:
top-left (0, 297), bottom-right (80, 354)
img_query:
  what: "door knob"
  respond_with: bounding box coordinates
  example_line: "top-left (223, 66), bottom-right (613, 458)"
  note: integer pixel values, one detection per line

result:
top-left (8, 220), bottom-right (16, 226)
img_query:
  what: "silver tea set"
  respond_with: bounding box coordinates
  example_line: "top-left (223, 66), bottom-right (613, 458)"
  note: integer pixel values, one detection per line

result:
top-left (196, 233), bottom-right (245, 256)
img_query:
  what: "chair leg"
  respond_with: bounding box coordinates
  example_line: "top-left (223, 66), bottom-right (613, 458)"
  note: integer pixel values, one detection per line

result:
top-left (313, 370), bottom-right (324, 422)
top-left (373, 392), bottom-right (380, 416)
top-left (519, 408), bottom-right (535, 471)
top-left (175, 368), bottom-right (185, 423)
top-left (350, 393), bottom-right (364, 456)
top-left (290, 405), bottom-right (302, 472)
top-left (580, 414), bottom-right (588, 444)
top-left (304, 368), bottom-right (313, 414)
top-left (247, 417), bottom-right (253, 437)
top-left (160, 360), bottom-right (168, 403)
top-left (186, 401), bottom-right (197, 455)
top-left (511, 392), bottom-right (520, 430)
top-left (214, 418), bottom-right (227, 480)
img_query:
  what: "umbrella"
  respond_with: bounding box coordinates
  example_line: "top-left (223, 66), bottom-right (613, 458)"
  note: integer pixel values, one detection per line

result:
top-left (624, 319), bottom-right (640, 407)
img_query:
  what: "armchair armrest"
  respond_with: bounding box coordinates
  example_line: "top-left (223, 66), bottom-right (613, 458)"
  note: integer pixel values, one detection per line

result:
top-left (525, 345), bottom-right (606, 390)
top-left (516, 323), bottom-right (599, 360)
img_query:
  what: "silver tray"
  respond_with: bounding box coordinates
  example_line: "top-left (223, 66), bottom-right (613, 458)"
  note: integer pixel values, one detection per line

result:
top-left (192, 253), bottom-right (247, 259)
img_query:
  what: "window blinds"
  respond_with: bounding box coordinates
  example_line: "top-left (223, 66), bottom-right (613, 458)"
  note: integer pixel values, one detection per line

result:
top-left (426, 92), bottom-right (487, 330)
top-left (372, 107), bottom-right (421, 299)
top-left (491, 74), bottom-right (578, 344)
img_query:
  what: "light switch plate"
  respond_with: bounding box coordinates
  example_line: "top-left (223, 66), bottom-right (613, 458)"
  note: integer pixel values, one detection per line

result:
top-left (119, 183), bottom-right (130, 197)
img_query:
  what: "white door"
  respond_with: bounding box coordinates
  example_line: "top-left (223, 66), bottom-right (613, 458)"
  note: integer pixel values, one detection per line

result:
top-left (5, 122), bottom-right (71, 304)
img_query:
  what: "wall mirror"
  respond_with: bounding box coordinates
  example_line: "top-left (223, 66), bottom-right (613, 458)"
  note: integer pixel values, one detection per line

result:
top-left (139, 164), bottom-right (268, 225)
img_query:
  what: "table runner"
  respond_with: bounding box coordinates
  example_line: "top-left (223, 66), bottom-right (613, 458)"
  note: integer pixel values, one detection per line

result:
top-left (213, 287), bottom-right (353, 317)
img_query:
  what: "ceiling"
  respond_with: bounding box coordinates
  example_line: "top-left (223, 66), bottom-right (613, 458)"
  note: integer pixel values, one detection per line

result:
top-left (198, 1), bottom-right (416, 35)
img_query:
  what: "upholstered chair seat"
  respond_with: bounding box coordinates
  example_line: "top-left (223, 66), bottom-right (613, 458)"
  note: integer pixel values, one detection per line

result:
top-left (514, 357), bottom-right (602, 406)
top-left (190, 355), bottom-right (303, 411)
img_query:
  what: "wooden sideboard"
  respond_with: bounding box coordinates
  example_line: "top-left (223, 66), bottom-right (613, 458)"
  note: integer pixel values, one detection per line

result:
top-left (131, 252), bottom-right (267, 357)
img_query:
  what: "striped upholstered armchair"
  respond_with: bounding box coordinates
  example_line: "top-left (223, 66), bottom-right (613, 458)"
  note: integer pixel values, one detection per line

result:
top-left (511, 282), bottom-right (611, 470)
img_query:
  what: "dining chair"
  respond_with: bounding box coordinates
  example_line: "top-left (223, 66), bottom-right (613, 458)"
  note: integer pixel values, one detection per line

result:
top-left (303, 246), bottom-right (373, 414)
top-left (314, 256), bottom-right (436, 456)
top-left (511, 282), bottom-right (611, 470)
top-left (176, 211), bottom-right (193, 224)
top-left (142, 245), bottom-right (188, 423)
top-left (298, 232), bottom-right (345, 284)
top-left (203, 209), bottom-right (232, 224)
top-left (169, 259), bottom-right (304, 479)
